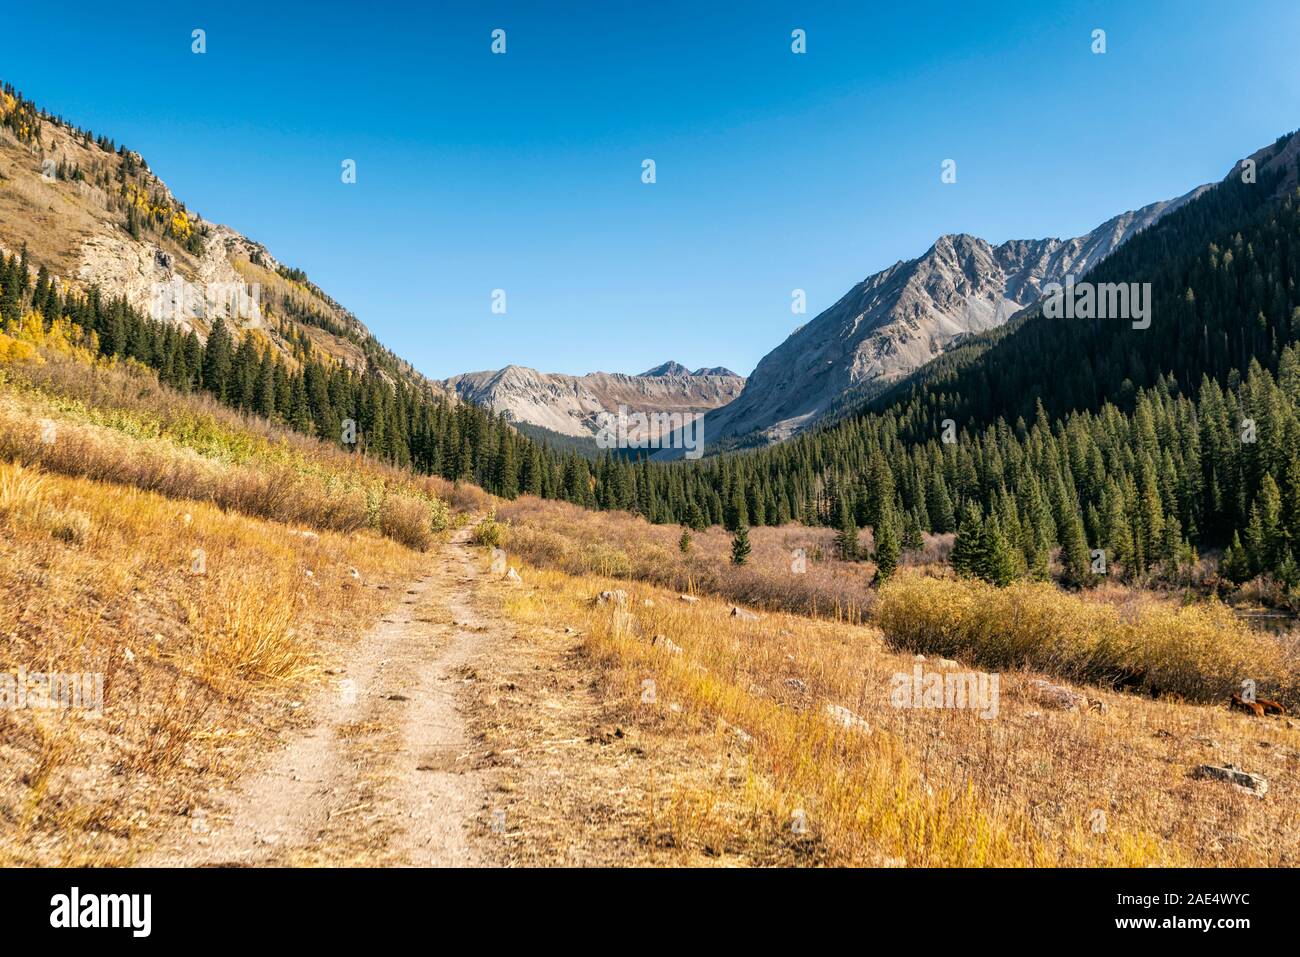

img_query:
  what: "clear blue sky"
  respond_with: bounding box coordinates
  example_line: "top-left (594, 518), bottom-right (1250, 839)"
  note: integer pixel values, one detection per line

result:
top-left (2, 1), bottom-right (1296, 378)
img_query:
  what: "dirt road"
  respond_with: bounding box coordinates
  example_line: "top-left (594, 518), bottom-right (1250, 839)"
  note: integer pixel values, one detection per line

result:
top-left (145, 526), bottom-right (499, 866)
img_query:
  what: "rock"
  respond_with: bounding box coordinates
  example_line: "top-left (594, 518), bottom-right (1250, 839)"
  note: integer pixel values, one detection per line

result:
top-left (642, 598), bottom-right (655, 608)
top-left (505, 567), bottom-right (522, 584)
top-left (1027, 678), bottom-right (1087, 712)
top-left (651, 634), bottom-right (682, 655)
top-left (784, 678), bottom-right (808, 694)
top-left (1193, 736), bottom-right (1220, 750)
top-left (596, 589), bottom-right (627, 606)
top-left (678, 594), bottom-right (699, 604)
top-left (914, 654), bottom-right (926, 662)
top-left (825, 703), bottom-right (871, 735)
top-left (1194, 763), bottom-right (1268, 797)
top-left (935, 657), bottom-right (959, 668)
top-left (722, 712), bottom-right (754, 743)
top-left (730, 606), bottom-right (762, 621)
top-left (123, 647), bottom-right (136, 664)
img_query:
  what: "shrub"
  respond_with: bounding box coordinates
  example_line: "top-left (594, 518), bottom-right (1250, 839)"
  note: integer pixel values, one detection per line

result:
top-left (877, 571), bottom-right (1298, 704)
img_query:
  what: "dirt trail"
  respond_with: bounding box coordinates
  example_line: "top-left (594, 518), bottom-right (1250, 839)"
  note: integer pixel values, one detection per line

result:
top-left (145, 526), bottom-right (501, 866)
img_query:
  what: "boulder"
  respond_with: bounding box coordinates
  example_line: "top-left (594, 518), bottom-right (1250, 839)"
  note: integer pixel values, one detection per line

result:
top-left (1027, 678), bottom-right (1087, 712)
top-left (1194, 763), bottom-right (1268, 797)
top-left (651, 634), bottom-right (682, 655)
top-left (825, 703), bottom-right (871, 735)
top-left (730, 606), bottom-right (762, 621)
top-left (595, 589), bottom-right (627, 606)
top-left (505, 567), bottom-right (522, 584)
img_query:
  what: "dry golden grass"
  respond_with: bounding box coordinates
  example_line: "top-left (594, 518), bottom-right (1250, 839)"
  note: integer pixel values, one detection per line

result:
top-left (0, 459), bottom-right (428, 865)
top-left (878, 572), bottom-right (1300, 706)
top-left (499, 495), bottom-right (877, 622)
top-left (497, 495), bottom-right (1300, 711)
top-left (487, 555), bottom-right (1299, 866)
top-left (0, 356), bottom-right (450, 550)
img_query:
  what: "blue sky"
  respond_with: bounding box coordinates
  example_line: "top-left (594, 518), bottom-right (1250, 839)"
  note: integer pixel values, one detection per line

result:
top-left (2, 1), bottom-right (1297, 378)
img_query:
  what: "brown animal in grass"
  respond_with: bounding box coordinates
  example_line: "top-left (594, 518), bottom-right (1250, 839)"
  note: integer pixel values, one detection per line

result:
top-left (1229, 694), bottom-right (1265, 717)
top-left (1256, 698), bottom-right (1286, 717)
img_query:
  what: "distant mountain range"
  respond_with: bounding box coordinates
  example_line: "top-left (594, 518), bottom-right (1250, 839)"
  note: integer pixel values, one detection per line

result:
top-left (446, 184), bottom-right (1214, 457)
top-left (441, 363), bottom-right (744, 441)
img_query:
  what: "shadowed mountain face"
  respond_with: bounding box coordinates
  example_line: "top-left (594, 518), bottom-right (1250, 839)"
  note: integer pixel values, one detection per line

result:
top-left (441, 363), bottom-right (744, 440)
top-left (696, 186), bottom-right (1209, 449)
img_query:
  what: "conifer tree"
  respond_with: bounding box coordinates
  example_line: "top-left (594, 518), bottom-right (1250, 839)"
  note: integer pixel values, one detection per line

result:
top-left (873, 504), bottom-right (900, 582)
top-left (834, 495), bottom-right (858, 561)
top-left (731, 525), bottom-right (751, 566)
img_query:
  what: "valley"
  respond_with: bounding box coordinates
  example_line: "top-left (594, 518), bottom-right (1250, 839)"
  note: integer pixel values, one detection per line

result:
top-left (1, 74), bottom-right (1298, 872)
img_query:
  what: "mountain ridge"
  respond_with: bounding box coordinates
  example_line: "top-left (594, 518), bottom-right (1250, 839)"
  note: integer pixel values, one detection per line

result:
top-left (442, 363), bottom-right (744, 440)
top-left (686, 186), bottom-right (1212, 454)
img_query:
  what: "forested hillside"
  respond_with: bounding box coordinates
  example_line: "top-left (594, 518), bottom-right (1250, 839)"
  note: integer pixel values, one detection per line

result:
top-left (568, 132), bottom-right (1300, 593)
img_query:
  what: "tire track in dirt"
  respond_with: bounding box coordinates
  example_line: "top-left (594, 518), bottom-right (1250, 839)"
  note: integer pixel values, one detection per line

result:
top-left (145, 526), bottom-right (499, 866)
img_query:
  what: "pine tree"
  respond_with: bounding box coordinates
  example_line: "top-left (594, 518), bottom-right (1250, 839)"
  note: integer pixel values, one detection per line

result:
top-left (1059, 510), bottom-right (1092, 586)
top-left (901, 510), bottom-right (924, 552)
top-left (873, 505), bottom-right (900, 582)
top-left (201, 318), bottom-right (233, 399)
top-left (731, 525), bottom-right (751, 566)
top-left (1222, 531), bottom-right (1252, 584)
top-left (950, 503), bottom-right (985, 577)
top-left (978, 519), bottom-right (1018, 587)
top-left (679, 527), bottom-right (692, 554)
top-left (834, 495), bottom-right (858, 561)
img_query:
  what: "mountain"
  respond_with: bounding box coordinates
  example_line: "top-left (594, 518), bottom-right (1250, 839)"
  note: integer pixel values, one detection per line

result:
top-left (641, 361), bottom-right (691, 377)
top-left (0, 82), bottom-right (439, 396)
top-left (694, 185), bottom-right (1210, 451)
top-left (442, 363), bottom-right (744, 441)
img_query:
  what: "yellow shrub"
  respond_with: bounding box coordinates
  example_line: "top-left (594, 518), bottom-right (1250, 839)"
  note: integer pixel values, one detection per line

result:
top-left (877, 571), bottom-right (1297, 703)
